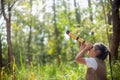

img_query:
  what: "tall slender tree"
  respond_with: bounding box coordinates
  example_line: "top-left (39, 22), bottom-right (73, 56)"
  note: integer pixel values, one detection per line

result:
top-left (110, 0), bottom-right (120, 60)
top-left (101, 0), bottom-right (107, 23)
top-left (88, 0), bottom-right (96, 43)
top-left (1, 0), bottom-right (13, 67)
top-left (107, 0), bottom-right (112, 25)
top-left (74, 0), bottom-right (81, 25)
top-left (88, 0), bottom-right (93, 21)
top-left (27, 0), bottom-right (33, 64)
top-left (1, 0), bottom-right (17, 80)
top-left (0, 34), bottom-right (2, 68)
top-left (53, 0), bottom-right (61, 65)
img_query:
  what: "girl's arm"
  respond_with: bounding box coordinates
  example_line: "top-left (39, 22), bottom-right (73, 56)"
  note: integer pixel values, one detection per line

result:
top-left (75, 43), bottom-right (93, 65)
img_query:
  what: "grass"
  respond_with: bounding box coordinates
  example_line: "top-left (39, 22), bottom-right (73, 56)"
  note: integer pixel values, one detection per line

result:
top-left (1, 61), bottom-right (86, 80)
top-left (1, 58), bottom-right (119, 80)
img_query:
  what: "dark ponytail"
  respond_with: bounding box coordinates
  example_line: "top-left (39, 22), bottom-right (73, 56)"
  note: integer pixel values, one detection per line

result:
top-left (108, 51), bottom-right (113, 80)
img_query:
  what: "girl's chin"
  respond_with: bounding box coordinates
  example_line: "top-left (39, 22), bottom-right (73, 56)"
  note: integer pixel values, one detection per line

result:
top-left (87, 52), bottom-right (90, 55)
top-left (87, 53), bottom-right (91, 57)
top-left (87, 53), bottom-right (92, 57)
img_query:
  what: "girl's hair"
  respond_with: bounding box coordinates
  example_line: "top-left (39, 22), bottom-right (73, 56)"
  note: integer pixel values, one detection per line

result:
top-left (94, 43), bottom-right (108, 60)
top-left (94, 43), bottom-right (113, 80)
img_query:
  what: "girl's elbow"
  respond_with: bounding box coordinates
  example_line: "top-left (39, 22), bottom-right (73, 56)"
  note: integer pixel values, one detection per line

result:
top-left (75, 57), bottom-right (85, 64)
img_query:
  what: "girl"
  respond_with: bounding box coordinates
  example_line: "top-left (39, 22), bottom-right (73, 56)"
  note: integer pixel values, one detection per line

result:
top-left (75, 43), bottom-right (109, 80)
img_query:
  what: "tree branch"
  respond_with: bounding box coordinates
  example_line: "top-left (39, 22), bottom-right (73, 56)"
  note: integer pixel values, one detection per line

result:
top-left (10, 0), bottom-right (18, 9)
top-left (109, 0), bottom-right (112, 6)
top-left (1, 0), bottom-right (8, 21)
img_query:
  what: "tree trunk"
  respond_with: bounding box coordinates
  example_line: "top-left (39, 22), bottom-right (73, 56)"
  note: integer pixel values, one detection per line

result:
top-left (27, 25), bottom-right (32, 63)
top-left (27, 0), bottom-right (33, 64)
top-left (106, 0), bottom-right (112, 47)
top-left (101, 0), bottom-right (107, 23)
top-left (88, 0), bottom-right (93, 21)
top-left (1, 0), bottom-right (14, 80)
top-left (27, 18), bottom-right (32, 64)
top-left (0, 35), bottom-right (2, 68)
top-left (53, 0), bottom-right (61, 65)
top-left (1, 0), bottom-right (14, 68)
top-left (74, 0), bottom-right (81, 25)
top-left (110, 0), bottom-right (120, 60)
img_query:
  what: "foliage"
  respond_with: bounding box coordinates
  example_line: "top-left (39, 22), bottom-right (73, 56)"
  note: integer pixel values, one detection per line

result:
top-left (1, 59), bottom-right (118, 80)
top-left (0, 0), bottom-right (120, 80)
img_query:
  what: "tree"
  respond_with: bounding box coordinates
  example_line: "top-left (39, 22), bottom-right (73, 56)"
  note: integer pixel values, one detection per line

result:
top-left (1, 0), bottom-right (17, 80)
top-left (0, 1), bottom-right (2, 68)
top-left (27, 0), bottom-right (33, 64)
top-left (1, 0), bottom-right (13, 67)
top-left (74, 0), bottom-right (81, 25)
top-left (0, 34), bottom-right (2, 68)
top-left (88, 0), bottom-right (93, 21)
top-left (101, 0), bottom-right (107, 23)
top-left (107, 0), bottom-right (112, 25)
top-left (53, 0), bottom-right (61, 65)
top-left (110, 0), bottom-right (120, 60)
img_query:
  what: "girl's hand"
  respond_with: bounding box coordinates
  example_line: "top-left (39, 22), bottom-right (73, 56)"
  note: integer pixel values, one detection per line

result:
top-left (84, 43), bottom-right (93, 51)
top-left (80, 42), bottom-right (93, 51)
top-left (80, 41), bottom-right (86, 51)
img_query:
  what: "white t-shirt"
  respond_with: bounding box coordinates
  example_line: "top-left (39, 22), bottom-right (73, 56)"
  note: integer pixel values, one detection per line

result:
top-left (84, 58), bottom-right (98, 70)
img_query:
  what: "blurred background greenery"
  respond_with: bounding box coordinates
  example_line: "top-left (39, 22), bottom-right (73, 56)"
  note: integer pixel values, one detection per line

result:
top-left (0, 0), bottom-right (120, 80)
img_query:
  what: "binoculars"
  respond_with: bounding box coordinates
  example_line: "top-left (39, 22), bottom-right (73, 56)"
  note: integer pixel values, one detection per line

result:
top-left (66, 30), bottom-right (88, 45)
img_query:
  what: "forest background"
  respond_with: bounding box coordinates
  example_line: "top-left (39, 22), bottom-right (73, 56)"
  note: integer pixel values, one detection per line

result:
top-left (0, 0), bottom-right (120, 80)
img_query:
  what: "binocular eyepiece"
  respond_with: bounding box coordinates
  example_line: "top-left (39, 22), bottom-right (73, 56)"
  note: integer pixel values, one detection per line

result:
top-left (66, 30), bottom-right (70, 34)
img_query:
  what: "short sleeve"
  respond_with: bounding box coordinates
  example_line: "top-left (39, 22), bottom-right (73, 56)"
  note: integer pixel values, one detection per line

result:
top-left (84, 58), bottom-right (98, 70)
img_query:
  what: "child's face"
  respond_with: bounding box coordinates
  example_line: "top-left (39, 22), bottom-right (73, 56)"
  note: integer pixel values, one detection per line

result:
top-left (87, 45), bottom-right (101, 57)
